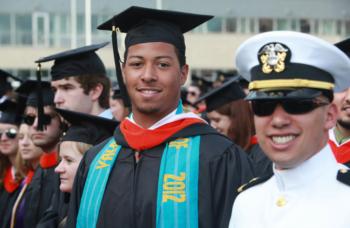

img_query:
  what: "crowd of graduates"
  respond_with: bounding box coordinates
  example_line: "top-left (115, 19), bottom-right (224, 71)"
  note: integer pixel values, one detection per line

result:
top-left (0, 5), bottom-right (350, 228)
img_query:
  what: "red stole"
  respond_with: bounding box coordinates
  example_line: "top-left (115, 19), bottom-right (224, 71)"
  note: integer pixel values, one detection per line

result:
top-left (25, 169), bottom-right (35, 184)
top-left (120, 118), bottom-right (204, 150)
top-left (329, 139), bottom-right (350, 164)
top-left (39, 151), bottom-right (58, 169)
top-left (250, 135), bottom-right (258, 145)
top-left (4, 166), bottom-right (20, 193)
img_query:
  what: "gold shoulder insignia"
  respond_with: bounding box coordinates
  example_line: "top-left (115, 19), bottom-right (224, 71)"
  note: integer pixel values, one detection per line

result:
top-left (237, 175), bottom-right (272, 193)
top-left (337, 168), bottom-right (350, 186)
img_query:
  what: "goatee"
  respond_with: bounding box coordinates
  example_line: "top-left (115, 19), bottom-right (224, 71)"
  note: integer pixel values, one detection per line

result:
top-left (338, 119), bottom-right (350, 130)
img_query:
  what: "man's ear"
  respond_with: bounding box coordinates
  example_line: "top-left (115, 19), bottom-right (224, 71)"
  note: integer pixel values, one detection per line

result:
top-left (325, 103), bottom-right (338, 130)
top-left (180, 64), bottom-right (189, 85)
top-left (89, 83), bottom-right (103, 101)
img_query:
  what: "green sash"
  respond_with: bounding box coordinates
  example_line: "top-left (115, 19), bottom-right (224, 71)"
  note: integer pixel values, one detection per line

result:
top-left (77, 136), bottom-right (200, 228)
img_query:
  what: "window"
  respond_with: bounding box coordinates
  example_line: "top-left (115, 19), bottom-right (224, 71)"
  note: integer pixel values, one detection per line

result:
top-left (291, 19), bottom-right (298, 30)
top-left (249, 18), bottom-right (256, 33)
top-left (345, 20), bottom-right (350, 36)
top-left (300, 19), bottom-right (311, 33)
top-left (15, 14), bottom-right (32, 45)
top-left (238, 18), bottom-right (246, 33)
top-left (0, 14), bottom-right (11, 44)
top-left (226, 18), bottom-right (237, 33)
top-left (259, 18), bottom-right (273, 32)
top-left (276, 19), bottom-right (289, 30)
top-left (207, 17), bottom-right (222, 33)
top-left (336, 20), bottom-right (342, 36)
top-left (321, 19), bottom-right (333, 35)
top-left (314, 20), bottom-right (319, 34)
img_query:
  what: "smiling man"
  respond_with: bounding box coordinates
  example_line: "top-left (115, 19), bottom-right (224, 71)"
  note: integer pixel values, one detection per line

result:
top-left (329, 38), bottom-right (350, 167)
top-left (66, 6), bottom-right (254, 228)
top-left (229, 31), bottom-right (350, 228)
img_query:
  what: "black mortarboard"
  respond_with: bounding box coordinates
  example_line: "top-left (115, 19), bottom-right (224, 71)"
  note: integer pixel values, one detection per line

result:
top-left (56, 108), bottom-right (119, 145)
top-left (194, 76), bottom-right (246, 112)
top-left (16, 80), bottom-right (54, 107)
top-left (35, 42), bottom-right (108, 81)
top-left (335, 38), bottom-right (350, 57)
top-left (215, 71), bottom-right (235, 84)
top-left (191, 75), bottom-right (212, 94)
top-left (0, 69), bottom-right (23, 97)
top-left (97, 6), bottom-right (213, 108)
top-left (0, 99), bottom-right (22, 125)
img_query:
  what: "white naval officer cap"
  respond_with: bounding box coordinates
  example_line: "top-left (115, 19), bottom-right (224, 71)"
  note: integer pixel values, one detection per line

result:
top-left (235, 31), bottom-right (350, 100)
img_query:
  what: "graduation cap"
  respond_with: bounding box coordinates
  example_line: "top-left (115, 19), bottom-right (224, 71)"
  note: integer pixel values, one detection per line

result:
top-left (0, 69), bottom-right (23, 98)
top-left (194, 76), bottom-right (246, 112)
top-left (215, 71), bottom-right (235, 84)
top-left (56, 108), bottom-right (119, 145)
top-left (16, 80), bottom-right (54, 131)
top-left (191, 75), bottom-right (212, 94)
top-left (16, 80), bottom-right (54, 107)
top-left (35, 42), bottom-right (108, 81)
top-left (235, 31), bottom-right (350, 100)
top-left (335, 38), bottom-right (350, 57)
top-left (0, 99), bottom-right (23, 125)
top-left (97, 6), bottom-right (213, 108)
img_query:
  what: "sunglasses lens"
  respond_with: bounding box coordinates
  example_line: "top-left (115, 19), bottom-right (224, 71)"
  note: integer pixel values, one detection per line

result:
top-left (24, 115), bottom-right (36, 126)
top-left (0, 129), bottom-right (17, 139)
top-left (251, 100), bottom-right (277, 116)
top-left (6, 130), bottom-right (17, 139)
top-left (282, 100), bottom-right (315, 115)
top-left (42, 114), bottom-right (52, 125)
top-left (252, 99), bottom-right (329, 117)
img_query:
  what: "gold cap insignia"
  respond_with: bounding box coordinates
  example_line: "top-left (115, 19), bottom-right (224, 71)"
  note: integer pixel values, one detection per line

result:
top-left (258, 42), bottom-right (290, 74)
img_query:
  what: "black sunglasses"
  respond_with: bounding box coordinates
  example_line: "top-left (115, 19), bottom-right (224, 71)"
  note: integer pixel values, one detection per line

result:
top-left (23, 114), bottom-right (55, 126)
top-left (251, 99), bottom-right (330, 117)
top-left (0, 128), bottom-right (18, 139)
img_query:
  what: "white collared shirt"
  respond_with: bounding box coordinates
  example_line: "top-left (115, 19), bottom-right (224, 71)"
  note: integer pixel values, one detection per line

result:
top-left (128, 109), bottom-right (204, 130)
top-left (229, 145), bottom-right (350, 228)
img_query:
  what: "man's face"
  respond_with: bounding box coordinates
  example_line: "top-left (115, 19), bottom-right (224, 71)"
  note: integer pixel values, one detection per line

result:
top-left (254, 100), bottom-right (336, 169)
top-left (0, 123), bottom-right (19, 157)
top-left (334, 88), bottom-right (350, 129)
top-left (186, 85), bottom-right (201, 104)
top-left (51, 77), bottom-right (93, 114)
top-left (25, 106), bottom-right (62, 151)
top-left (123, 42), bottom-right (188, 122)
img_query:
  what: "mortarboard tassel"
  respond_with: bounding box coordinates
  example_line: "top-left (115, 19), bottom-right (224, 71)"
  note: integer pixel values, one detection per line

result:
top-left (112, 25), bottom-right (131, 108)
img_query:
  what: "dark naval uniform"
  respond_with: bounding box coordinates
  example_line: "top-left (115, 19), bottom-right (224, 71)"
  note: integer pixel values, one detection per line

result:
top-left (67, 123), bottom-right (254, 228)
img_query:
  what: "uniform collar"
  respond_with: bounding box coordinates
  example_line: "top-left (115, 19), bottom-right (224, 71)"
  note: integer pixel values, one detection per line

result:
top-left (273, 144), bottom-right (337, 191)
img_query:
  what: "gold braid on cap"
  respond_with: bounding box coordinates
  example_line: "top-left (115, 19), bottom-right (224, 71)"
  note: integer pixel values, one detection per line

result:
top-left (249, 79), bottom-right (334, 90)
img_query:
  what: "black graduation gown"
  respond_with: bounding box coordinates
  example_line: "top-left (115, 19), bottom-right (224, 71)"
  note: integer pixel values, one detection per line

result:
top-left (247, 144), bottom-right (273, 177)
top-left (36, 192), bottom-right (70, 228)
top-left (21, 165), bottom-right (59, 228)
top-left (66, 123), bottom-right (255, 228)
top-left (0, 186), bottom-right (21, 228)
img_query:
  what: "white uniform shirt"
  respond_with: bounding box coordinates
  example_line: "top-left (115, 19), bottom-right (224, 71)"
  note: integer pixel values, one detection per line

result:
top-left (229, 145), bottom-right (350, 228)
